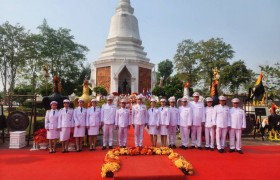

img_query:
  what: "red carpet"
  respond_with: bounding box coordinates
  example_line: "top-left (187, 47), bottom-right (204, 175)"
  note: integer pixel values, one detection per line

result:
top-left (1, 129), bottom-right (280, 180)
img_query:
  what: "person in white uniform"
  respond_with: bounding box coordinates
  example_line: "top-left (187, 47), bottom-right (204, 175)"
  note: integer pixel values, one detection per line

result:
top-left (204, 97), bottom-right (215, 151)
top-left (168, 96), bottom-right (179, 148)
top-left (147, 98), bottom-right (160, 147)
top-left (86, 99), bottom-right (101, 151)
top-left (115, 99), bottom-right (131, 148)
top-left (178, 96), bottom-right (193, 149)
top-left (58, 99), bottom-right (74, 153)
top-left (212, 96), bottom-right (231, 153)
top-left (101, 95), bottom-right (117, 150)
top-left (190, 92), bottom-right (205, 150)
top-left (229, 98), bottom-right (246, 154)
top-left (159, 99), bottom-right (170, 147)
top-left (132, 95), bottom-right (147, 147)
top-left (45, 101), bottom-right (59, 153)
top-left (73, 98), bottom-right (87, 152)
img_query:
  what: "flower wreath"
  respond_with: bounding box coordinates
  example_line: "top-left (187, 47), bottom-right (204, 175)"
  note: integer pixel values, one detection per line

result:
top-left (101, 147), bottom-right (194, 178)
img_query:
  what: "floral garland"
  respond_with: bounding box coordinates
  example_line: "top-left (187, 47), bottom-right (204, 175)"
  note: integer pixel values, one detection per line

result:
top-left (101, 147), bottom-right (193, 178)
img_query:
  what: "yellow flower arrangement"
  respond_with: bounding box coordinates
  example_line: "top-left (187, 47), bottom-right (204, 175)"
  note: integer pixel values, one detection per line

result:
top-left (101, 147), bottom-right (193, 178)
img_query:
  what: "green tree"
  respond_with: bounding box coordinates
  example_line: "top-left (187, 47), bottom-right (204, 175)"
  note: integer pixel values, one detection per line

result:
top-left (0, 22), bottom-right (27, 96)
top-left (38, 19), bottom-right (88, 82)
top-left (197, 38), bottom-right (234, 91)
top-left (220, 60), bottom-right (253, 94)
top-left (174, 39), bottom-right (200, 88)
top-left (157, 59), bottom-right (173, 84)
top-left (164, 75), bottom-right (184, 100)
top-left (259, 63), bottom-right (280, 100)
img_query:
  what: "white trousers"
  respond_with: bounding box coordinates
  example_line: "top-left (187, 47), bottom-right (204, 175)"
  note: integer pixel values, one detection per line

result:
top-left (229, 129), bottom-right (242, 150)
top-left (180, 126), bottom-right (190, 147)
top-left (134, 125), bottom-right (145, 147)
top-left (216, 127), bottom-right (228, 150)
top-left (191, 126), bottom-right (202, 147)
top-left (168, 126), bottom-right (177, 145)
top-left (118, 127), bottom-right (128, 147)
top-left (205, 127), bottom-right (214, 148)
top-left (103, 124), bottom-right (114, 146)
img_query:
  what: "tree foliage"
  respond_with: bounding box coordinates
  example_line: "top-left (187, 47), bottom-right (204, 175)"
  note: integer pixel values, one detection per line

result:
top-left (157, 59), bottom-right (173, 84)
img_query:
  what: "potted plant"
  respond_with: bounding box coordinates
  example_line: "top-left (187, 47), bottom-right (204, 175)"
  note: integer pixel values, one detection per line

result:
top-left (33, 128), bottom-right (48, 149)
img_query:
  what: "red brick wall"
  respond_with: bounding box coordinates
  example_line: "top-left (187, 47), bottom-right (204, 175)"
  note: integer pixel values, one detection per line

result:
top-left (96, 67), bottom-right (111, 93)
top-left (138, 67), bottom-right (151, 93)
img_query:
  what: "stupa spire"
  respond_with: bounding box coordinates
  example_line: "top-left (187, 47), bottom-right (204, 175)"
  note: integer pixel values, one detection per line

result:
top-left (116, 0), bottom-right (134, 14)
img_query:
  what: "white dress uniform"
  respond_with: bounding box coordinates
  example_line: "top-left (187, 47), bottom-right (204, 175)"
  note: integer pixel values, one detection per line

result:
top-left (212, 104), bottom-right (231, 150)
top-left (190, 101), bottom-right (205, 147)
top-left (58, 108), bottom-right (74, 141)
top-left (229, 107), bottom-right (246, 151)
top-left (178, 105), bottom-right (193, 147)
top-left (147, 107), bottom-right (160, 135)
top-left (115, 107), bottom-right (131, 147)
top-left (169, 106), bottom-right (179, 146)
top-left (205, 106), bottom-right (214, 148)
top-left (132, 104), bottom-right (147, 147)
top-left (45, 109), bottom-right (60, 140)
top-left (86, 106), bottom-right (101, 136)
top-left (73, 107), bottom-right (87, 137)
top-left (101, 103), bottom-right (117, 147)
top-left (159, 107), bottom-right (170, 135)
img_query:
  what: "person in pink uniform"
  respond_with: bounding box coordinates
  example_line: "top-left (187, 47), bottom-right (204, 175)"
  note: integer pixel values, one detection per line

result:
top-left (159, 99), bottom-right (170, 147)
top-left (168, 96), bottom-right (179, 148)
top-left (147, 98), bottom-right (160, 147)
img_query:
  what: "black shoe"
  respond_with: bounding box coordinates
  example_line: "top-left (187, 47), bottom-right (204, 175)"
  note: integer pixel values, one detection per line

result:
top-left (109, 146), bottom-right (113, 149)
top-left (221, 149), bottom-right (225, 153)
top-left (237, 150), bottom-right (244, 154)
top-left (123, 146), bottom-right (126, 148)
top-left (218, 149), bottom-right (223, 153)
top-left (229, 149), bottom-right (235, 153)
top-left (205, 147), bottom-right (210, 150)
top-left (190, 146), bottom-right (195, 149)
top-left (210, 148), bottom-right (214, 151)
top-left (102, 146), bottom-right (106, 150)
top-left (180, 145), bottom-right (186, 149)
top-left (172, 145), bottom-right (177, 149)
top-left (197, 147), bottom-right (203, 150)
top-left (169, 145), bottom-right (172, 148)
top-left (89, 148), bottom-right (93, 151)
top-left (62, 150), bottom-right (66, 153)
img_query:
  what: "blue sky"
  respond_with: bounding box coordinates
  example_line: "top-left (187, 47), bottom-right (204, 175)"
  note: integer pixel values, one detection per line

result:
top-left (0, 0), bottom-right (279, 73)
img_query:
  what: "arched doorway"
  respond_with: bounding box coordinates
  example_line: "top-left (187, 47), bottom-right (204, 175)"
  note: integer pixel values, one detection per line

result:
top-left (118, 66), bottom-right (132, 94)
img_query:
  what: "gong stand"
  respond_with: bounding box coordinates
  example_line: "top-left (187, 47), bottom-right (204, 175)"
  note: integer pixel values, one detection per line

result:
top-left (6, 94), bottom-right (37, 146)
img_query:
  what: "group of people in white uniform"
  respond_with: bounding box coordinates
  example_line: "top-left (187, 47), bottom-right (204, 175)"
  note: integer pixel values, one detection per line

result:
top-left (45, 92), bottom-right (246, 154)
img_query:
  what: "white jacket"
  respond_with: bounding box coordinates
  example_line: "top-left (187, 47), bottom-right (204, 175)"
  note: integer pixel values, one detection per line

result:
top-left (45, 109), bottom-right (59, 129)
top-left (205, 106), bottom-right (214, 128)
top-left (115, 108), bottom-right (131, 127)
top-left (212, 104), bottom-right (231, 128)
top-left (147, 107), bottom-right (160, 126)
top-left (190, 101), bottom-right (205, 126)
top-left (132, 104), bottom-right (147, 125)
top-left (159, 106), bottom-right (170, 126)
top-left (178, 105), bottom-right (193, 127)
top-left (86, 106), bottom-right (101, 127)
top-left (169, 106), bottom-right (179, 126)
top-left (73, 107), bottom-right (87, 127)
top-left (58, 108), bottom-right (74, 128)
top-left (230, 107), bottom-right (246, 129)
top-left (101, 103), bottom-right (117, 125)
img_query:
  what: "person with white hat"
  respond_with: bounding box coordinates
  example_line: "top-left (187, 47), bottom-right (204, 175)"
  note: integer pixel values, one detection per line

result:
top-left (229, 98), bottom-right (246, 154)
top-left (212, 96), bottom-right (231, 153)
top-left (86, 99), bottom-right (101, 151)
top-left (147, 98), bottom-right (160, 147)
top-left (58, 99), bottom-right (74, 153)
top-left (190, 92), bottom-right (205, 150)
top-left (132, 95), bottom-right (148, 147)
top-left (168, 96), bottom-right (179, 148)
top-left (115, 99), bottom-right (130, 148)
top-left (178, 96), bottom-right (193, 149)
top-left (204, 97), bottom-right (215, 151)
top-left (45, 101), bottom-right (59, 153)
top-left (159, 98), bottom-right (170, 147)
top-left (73, 98), bottom-right (87, 152)
top-left (101, 95), bottom-right (117, 150)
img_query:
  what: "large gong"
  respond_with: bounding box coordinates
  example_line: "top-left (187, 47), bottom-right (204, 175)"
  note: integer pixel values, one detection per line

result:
top-left (7, 111), bottom-right (29, 131)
